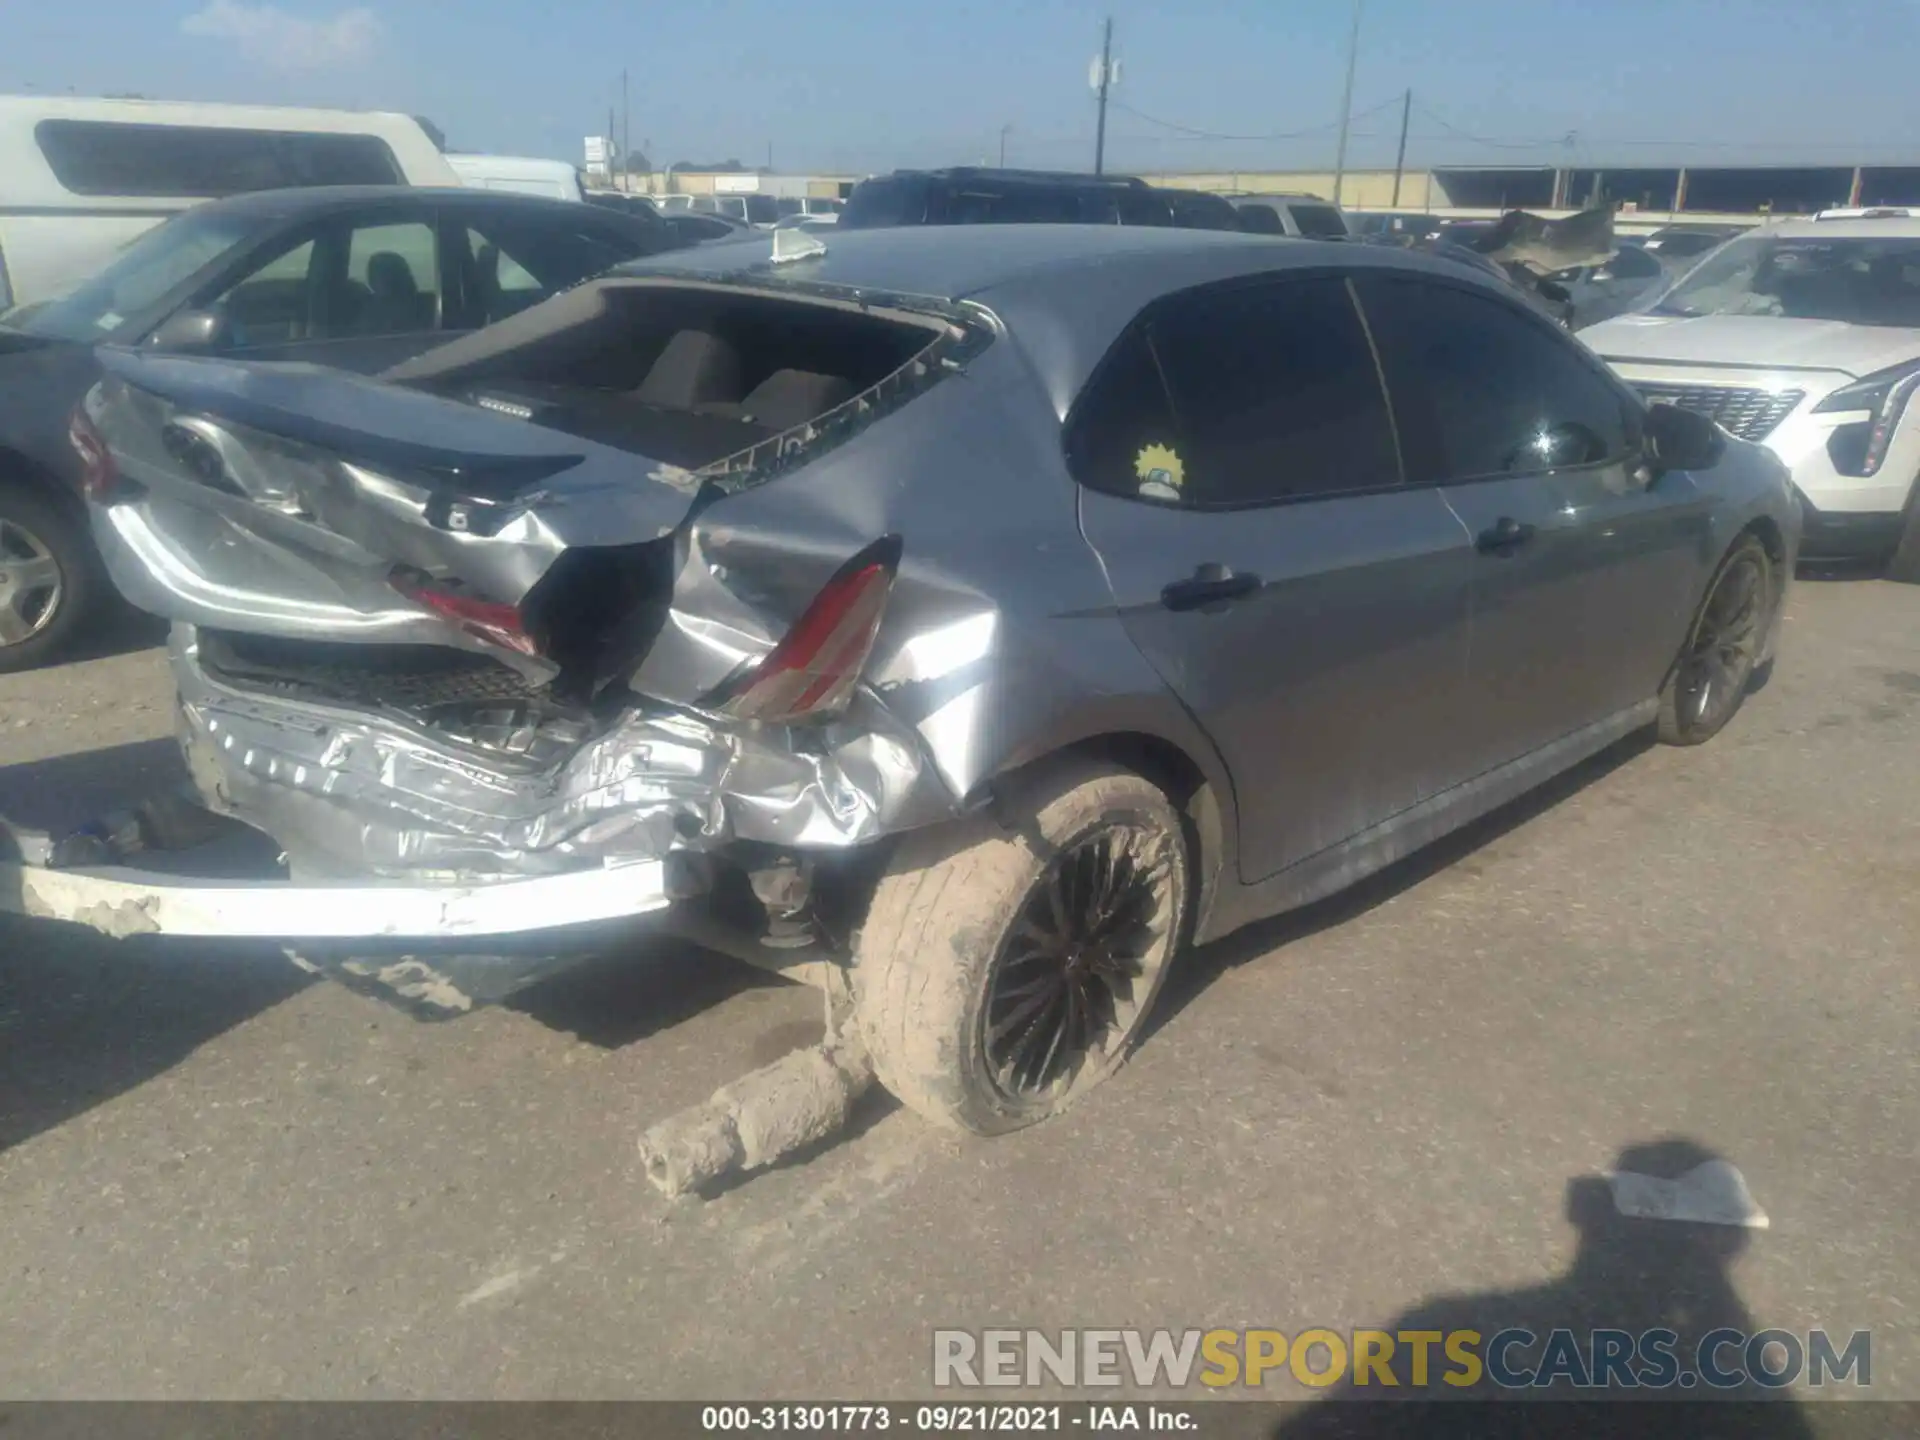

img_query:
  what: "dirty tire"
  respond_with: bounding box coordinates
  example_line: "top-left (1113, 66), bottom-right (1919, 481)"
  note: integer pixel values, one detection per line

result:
top-left (1658, 533), bottom-right (1775, 746)
top-left (0, 481), bottom-right (98, 675)
top-left (854, 760), bottom-right (1188, 1136)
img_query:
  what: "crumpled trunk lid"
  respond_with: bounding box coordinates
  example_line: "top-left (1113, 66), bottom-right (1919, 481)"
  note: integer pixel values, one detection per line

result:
top-left (85, 347), bottom-right (707, 680)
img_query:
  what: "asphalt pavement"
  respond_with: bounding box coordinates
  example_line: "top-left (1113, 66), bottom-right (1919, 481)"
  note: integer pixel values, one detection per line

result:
top-left (0, 580), bottom-right (1915, 1409)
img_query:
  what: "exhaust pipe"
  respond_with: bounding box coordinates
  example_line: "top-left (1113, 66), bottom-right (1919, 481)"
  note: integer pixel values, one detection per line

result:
top-left (637, 1039), bottom-right (875, 1198)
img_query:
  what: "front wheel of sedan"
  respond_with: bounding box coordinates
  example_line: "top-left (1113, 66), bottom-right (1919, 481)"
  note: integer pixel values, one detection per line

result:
top-left (1658, 533), bottom-right (1775, 746)
top-left (854, 761), bottom-right (1189, 1136)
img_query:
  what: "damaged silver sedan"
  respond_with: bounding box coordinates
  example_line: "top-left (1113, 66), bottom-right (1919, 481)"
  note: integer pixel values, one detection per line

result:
top-left (3, 225), bottom-right (1800, 1187)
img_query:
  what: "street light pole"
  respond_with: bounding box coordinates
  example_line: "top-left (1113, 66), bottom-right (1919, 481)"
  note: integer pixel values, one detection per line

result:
top-left (1093, 17), bottom-right (1113, 176)
top-left (1331, 0), bottom-right (1363, 207)
top-left (1390, 88), bottom-right (1411, 208)
top-left (1000, 124), bottom-right (1012, 167)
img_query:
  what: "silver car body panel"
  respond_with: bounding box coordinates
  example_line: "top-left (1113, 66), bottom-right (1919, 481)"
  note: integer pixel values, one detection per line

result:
top-left (7, 225), bottom-right (1803, 966)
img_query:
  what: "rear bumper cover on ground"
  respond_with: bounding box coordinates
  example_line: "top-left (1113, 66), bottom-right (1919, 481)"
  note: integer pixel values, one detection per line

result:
top-left (0, 814), bottom-right (681, 941)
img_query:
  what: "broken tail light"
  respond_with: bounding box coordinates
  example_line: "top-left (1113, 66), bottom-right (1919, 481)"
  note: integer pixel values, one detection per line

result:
top-left (714, 536), bottom-right (903, 724)
top-left (68, 405), bottom-right (121, 501)
top-left (390, 570), bottom-right (539, 657)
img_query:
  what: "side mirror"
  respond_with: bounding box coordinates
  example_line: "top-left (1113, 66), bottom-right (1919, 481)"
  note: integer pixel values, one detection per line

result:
top-left (1645, 401), bottom-right (1725, 472)
top-left (146, 307), bottom-right (230, 352)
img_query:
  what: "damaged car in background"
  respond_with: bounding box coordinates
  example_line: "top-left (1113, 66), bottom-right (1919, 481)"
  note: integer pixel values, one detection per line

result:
top-left (1378, 205), bottom-right (1622, 327)
top-left (1, 225), bottom-right (1800, 1196)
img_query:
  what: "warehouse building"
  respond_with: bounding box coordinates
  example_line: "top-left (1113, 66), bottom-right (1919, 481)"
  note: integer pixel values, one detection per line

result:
top-left (646, 159), bottom-right (1920, 227)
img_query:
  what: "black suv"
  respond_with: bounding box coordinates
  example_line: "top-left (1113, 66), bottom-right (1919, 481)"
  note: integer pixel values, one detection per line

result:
top-left (839, 168), bottom-right (1242, 231)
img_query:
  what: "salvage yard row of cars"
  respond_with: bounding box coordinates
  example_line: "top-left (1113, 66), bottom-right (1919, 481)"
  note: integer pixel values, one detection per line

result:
top-left (0, 93), bottom-right (1909, 1188)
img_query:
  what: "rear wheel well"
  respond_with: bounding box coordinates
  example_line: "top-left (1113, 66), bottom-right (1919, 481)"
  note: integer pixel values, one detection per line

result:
top-left (1740, 515), bottom-right (1787, 573)
top-left (1021, 731), bottom-right (1226, 941)
top-left (0, 446), bottom-right (79, 515)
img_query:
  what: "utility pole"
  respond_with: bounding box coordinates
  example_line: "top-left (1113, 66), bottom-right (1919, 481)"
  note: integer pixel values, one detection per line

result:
top-left (1092, 17), bottom-right (1113, 176)
top-left (1390, 88), bottom-right (1411, 208)
top-left (621, 70), bottom-right (631, 192)
top-left (1000, 124), bottom-right (1012, 168)
top-left (1331, 0), bottom-right (1363, 207)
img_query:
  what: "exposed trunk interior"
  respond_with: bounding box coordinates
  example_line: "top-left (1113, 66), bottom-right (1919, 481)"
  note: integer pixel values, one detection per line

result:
top-left (197, 629), bottom-right (597, 763)
top-left (395, 281), bottom-right (947, 469)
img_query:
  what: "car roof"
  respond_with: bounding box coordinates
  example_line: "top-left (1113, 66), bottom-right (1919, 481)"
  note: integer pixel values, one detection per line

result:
top-left (860, 167), bottom-right (1152, 191)
top-left (187, 184), bottom-right (620, 222)
top-left (1764, 216), bottom-right (1920, 239)
top-left (622, 223), bottom-right (1511, 414)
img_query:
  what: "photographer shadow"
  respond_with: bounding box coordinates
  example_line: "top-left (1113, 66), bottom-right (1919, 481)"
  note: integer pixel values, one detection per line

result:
top-left (1272, 1140), bottom-right (1819, 1440)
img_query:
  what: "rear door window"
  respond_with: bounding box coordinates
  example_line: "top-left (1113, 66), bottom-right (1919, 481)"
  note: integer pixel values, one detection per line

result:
top-left (1068, 275), bottom-right (1401, 508)
top-left (341, 220), bottom-right (440, 336)
top-left (34, 120), bottom-right (400, 197)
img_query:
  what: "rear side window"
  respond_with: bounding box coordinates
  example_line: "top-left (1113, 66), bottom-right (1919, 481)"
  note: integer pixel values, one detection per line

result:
top-left (34, 120), bottom-right (401, 197)
top-left (946, 186), bottom-right (1084, 225)
top-left (1068, 275), bottom-right (1401, 508)
top-left (464, 218), bottom-right (643, 323)
top-left (1164, 192), bottom-right (1242, 231)
top-left (1654, 232), bottom-right (1723, 260)
top-left (840, 176), bottom-right (926, 228)
top-left (1359, 275), bottom-right (1637, 483)
top-left (1236, 203), bottom-right (1286, 235)
top-left (1607, 245), bottom-right (1664, 280)
top-left (1289, 204), bottom-right (1349, 238)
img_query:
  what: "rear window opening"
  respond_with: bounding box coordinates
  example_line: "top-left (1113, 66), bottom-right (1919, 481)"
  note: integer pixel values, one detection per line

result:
top-left (390, 279), bottom-right (987, 476)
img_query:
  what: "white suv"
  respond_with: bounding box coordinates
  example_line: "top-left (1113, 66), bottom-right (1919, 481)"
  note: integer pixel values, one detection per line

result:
top-left (1583, 215), bottom-right (1920, 570)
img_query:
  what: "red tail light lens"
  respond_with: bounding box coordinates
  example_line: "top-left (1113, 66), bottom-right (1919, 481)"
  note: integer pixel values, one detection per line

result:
top-left (68, 406), bottom-right (121, 502)
top-left (717, 536), bottom-right (902, 724)
top-left (390, 571), bottom-right (538, 657)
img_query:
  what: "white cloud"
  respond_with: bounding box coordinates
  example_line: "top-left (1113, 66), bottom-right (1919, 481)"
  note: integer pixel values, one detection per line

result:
top-left (180, 0), bottom-right (381, 71)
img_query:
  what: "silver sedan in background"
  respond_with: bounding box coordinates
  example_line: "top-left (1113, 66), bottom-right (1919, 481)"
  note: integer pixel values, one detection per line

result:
top-left (8, 226), bottom-right (1799, 1145)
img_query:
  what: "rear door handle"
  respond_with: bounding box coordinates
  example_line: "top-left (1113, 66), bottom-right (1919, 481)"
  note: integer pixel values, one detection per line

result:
top-left (1476, 516), bottom-right (1537, 555)
top-left (1161, 563), bottom-right (1262, 612)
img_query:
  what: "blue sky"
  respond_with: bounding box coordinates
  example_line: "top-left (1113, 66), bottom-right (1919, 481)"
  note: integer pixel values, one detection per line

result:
top-left (7, 0), bottom-right (1920, 174)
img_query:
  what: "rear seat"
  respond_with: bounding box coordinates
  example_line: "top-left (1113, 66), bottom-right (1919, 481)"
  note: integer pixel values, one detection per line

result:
top-left (724, 370), bottom-right (858, 430)
top-left (635, 330), bottom-right (745, 409)
top-left (635, 331), bottom-right (857, 430)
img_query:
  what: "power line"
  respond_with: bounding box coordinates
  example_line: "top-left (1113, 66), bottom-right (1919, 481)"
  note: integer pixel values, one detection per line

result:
top-left (1413, 103), bottom-right (1563, 152)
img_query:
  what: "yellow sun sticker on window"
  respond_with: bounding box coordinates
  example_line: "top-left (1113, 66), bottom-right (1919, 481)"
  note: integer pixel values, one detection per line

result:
top-left (1135, 443), bottom-right (1184, 501)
